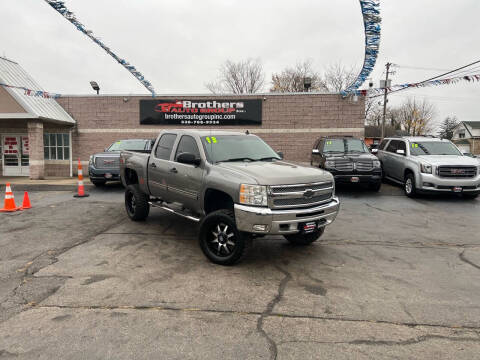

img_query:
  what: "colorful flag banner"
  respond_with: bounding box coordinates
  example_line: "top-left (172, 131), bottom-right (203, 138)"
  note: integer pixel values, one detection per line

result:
top-left (341, 0), bottom-right (381, 97)
top-left (352, 74), bottom-right (480, 97)
top-left (43, 0), bottom-right (156, 96)
top-left (0, 82), bottom-right (61, 99)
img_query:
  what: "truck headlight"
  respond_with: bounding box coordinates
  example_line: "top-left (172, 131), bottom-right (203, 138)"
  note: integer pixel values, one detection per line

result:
top-left (373, 160), bottom-right (381, 168)
top-left (324, 160), bottom-right (335, 169)
top-left (239, 184), bottom-right (268, 206)
top-left (420, 163), bottom-right (432, 174)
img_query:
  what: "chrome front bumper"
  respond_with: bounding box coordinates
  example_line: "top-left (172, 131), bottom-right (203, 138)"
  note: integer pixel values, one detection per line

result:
top-left (234, 197), bottom-right (340, 235)
top-left (418, 173), bottom-right (480, 193)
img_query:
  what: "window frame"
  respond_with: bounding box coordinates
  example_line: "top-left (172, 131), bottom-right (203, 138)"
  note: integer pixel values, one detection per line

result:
top-left (43, 132), bottom-right (70, 161)
top-left (175, 135), bottom-right (200, 162)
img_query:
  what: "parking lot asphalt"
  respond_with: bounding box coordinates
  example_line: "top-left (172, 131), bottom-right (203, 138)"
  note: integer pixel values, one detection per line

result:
top-left (1, 183), bottom-right (480, 359)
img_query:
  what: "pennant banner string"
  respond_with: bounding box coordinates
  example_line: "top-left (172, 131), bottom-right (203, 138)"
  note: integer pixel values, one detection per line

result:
top-left (0, 82), bottom-right (62, 99)
top-left (43, 0), bottom-right (156, 96)
top-left (341, 0), bottom-right (381, 97)
top-left (349, 74), bottom-right (480, 98)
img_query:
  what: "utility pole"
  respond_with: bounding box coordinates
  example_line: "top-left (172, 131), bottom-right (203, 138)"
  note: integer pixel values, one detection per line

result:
top-left (381, 62), bottom-right (392, 139)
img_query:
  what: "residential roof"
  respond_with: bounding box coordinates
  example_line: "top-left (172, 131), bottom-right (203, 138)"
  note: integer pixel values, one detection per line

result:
top-left (453, 139), bottom-right (471, 145)
top-left (364, 125), bottom-right (408, 138)
top-left (463, 121), bottom-right (480, 129)
top-left (0, 56), bottom-right (75, 125)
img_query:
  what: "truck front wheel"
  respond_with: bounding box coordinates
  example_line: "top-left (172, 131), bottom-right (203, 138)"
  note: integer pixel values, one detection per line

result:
top-left (125, 185), bottom-right (150, 221)
top-left (284, 227), bottom-right (325, 246)
top-left (199, 209), bottom-right (250, 265)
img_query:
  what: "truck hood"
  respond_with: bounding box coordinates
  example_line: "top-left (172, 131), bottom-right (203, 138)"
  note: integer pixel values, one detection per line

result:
top-left (415, 155), bottom-right (479, 166)
top-left (216, 161), bottom-right (333, 185)
top-left (327, 153), bottom-right (376, 161)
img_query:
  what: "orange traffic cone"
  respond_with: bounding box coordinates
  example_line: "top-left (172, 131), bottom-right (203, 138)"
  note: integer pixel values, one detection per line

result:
top-left (74, 158), bottom-right (89, 198)
top-left (0, 183), bottom-right (22, 212)
top-left (22, 191), bottom-right (32, 210)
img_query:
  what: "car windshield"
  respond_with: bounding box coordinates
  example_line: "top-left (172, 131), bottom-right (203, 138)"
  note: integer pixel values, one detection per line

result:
top-left (409, 141), bottom-right (462, 156)
top-left (323, 139), bottom-right (369, 153)
top-left (201, 135), bottom-right (281, 163)
top-left (107, 140), bottom-right (148, 151)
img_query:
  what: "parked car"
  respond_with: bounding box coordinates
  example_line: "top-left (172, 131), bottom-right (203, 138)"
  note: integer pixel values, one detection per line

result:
top-left (89, 139), bottom-right (154, 186)
top-left (120, 130), bottom-right (340, 265)
top-left (377, 136), bottom-right (480, 198)
top-left (311, 136), bottom-right (382, 191)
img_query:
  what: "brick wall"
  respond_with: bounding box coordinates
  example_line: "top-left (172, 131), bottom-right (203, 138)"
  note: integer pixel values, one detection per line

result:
top-left (58, 94), bottom-right (365, 164)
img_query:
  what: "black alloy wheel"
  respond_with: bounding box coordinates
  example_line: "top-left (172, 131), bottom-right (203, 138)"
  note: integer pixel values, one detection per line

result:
top-left (125, 184), bottom-right (150, 221)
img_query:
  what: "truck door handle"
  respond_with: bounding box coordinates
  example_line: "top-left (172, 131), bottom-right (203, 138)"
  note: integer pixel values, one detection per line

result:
top-left (150, 163), bottom-right (157, 168)
top-left (169, 168), bottom-right (178, 173)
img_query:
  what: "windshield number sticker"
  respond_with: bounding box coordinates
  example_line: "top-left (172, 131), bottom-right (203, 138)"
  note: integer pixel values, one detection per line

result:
top-left (326, 141), bottom-right (332, 145)
top-left (411, 143), bottom-right (418, 148)
top-left (206, 137), bottom-right (217, 144)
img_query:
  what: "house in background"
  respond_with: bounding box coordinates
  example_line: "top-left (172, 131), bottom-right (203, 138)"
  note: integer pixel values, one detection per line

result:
top-left (452, 121), bottom-right (480, 155)
top-left (364, 125), bottom-right (408, 148)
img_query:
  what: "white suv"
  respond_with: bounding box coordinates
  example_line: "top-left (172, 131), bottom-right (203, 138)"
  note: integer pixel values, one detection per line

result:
top-left (377, 136), bottom-right (480, 199)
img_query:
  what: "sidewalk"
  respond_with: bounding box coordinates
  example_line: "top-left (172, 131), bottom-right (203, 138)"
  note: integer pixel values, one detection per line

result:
top-left (0, 176), bottom-right (94, 191)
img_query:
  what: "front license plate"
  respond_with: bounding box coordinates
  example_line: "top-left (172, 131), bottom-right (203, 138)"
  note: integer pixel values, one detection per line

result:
top-left (301, 222), bottom-right (317, 234)
top-left (104, 173), bottom-right (112, 179)
top-left (351, 177), bottom-right (360, 183)
top-left (453, 187), bottom-right (463, 193)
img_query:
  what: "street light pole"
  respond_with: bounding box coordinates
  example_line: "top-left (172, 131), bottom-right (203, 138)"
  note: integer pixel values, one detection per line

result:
top-left (381, 62), bottom-right (391, 140)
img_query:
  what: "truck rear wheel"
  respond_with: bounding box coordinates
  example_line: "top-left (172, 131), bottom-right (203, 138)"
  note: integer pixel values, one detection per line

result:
top-left (284, 227), bottom-right (324, 246)
top-left (199, 209), bottom-right (250, 265)
top-left (125, 184), bottom-right (150, 221)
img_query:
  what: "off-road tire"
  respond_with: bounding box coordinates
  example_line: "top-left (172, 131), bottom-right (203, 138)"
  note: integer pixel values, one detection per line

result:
top-left (404, 173), bottom-right (417, 198)
top-left (284, 227), bottom-right (325, 246)
top-left (463, 193), bottom-right (478, 200)
top-left (125, 184), bottom-right (150, 221)
top-left (199, 209), bottom-right (251, 265)
top-left (91, 180), bottom-right (106, 187)
top-left (369, 182), bottom-right (382, 192)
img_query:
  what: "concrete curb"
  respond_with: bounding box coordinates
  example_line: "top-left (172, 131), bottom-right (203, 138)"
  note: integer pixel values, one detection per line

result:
top-left (5, 184), bottom-right (95, 192)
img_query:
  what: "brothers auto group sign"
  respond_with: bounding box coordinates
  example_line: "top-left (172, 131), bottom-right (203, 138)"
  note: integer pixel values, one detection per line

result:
top-left (140, 99), bottom-right (262, 126)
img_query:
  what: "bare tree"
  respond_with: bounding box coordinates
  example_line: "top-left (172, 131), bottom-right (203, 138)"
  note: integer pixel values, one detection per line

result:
top-left (397, 98), bottom-right (436, 136)
top-left (270, 60), bottom-right (326, 93)
top-left (205, 58), bottom-right (265, 94)
top-left (320, 63), bottom-right (359, 92)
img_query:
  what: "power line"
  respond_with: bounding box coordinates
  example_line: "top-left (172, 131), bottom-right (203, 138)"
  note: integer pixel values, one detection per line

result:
top-left (396, 65), bottom-right (451, 72)
top-left (369, 59), bottom-right (480, 98)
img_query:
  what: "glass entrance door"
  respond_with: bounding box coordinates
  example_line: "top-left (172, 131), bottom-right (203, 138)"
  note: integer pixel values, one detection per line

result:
top-left (2, 135), bottom-right (30, 176)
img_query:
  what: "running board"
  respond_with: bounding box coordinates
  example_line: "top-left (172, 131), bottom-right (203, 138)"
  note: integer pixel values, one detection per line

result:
top-left (148, 201), bottom-right (201, 222)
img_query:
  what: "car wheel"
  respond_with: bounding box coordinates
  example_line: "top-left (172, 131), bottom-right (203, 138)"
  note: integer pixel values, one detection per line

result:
top-left (463, 193), bottom-right (478, 199)
top-left (284, 227), bottom-right (325, 246)
top-left (199, 209), bottom-right (251, 265)
top-left (125, 184), bottom-right (150, 221)
top-left (404, 173), bottom-right (416, 198)
top-left (369, 182), bottom-right (382, 192)
top-left (91, 180), bottom-right (106, 187)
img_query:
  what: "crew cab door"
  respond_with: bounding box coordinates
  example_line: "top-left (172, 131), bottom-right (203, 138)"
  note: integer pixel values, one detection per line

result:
top-left (148, 133), bottom-right (177, 200)
top-left (169, 135), bottom-right (204, 213)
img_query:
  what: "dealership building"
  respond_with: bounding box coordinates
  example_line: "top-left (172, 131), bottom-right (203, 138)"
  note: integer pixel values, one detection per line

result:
top-left (0, 56), bottom-right (365, 179)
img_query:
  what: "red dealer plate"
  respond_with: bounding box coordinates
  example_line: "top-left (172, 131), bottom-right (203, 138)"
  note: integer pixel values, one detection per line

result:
top-left (453, 187), bottom-right (462, 193)
top-left (351, 177), bottom-right (360, 183)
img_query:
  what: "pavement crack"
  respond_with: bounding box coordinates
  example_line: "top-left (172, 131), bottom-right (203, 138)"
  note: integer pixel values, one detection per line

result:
top-left (459, 250), bottom-right (480, 270)
top-left (256, 265), bottom-right (292, 360)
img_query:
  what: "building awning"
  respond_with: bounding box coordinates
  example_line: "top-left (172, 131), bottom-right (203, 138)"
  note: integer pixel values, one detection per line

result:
top-left (0, 56), bottom-right (75, 125)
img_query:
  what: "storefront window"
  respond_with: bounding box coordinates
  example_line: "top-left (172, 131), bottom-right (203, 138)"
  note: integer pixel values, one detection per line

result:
top-left (44, 133), bottom-right (70, 160)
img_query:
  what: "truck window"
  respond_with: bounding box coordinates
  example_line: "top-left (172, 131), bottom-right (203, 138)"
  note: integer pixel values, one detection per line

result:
top-left (155, 134), bottom-right (177, 160)
top-left (386, 140), bottom-right (399, 153)
top-left (175, 135), bottom-right (200, 161)
top-left (397, 141), bottom-right (406, 153)
top-left (378, 139), bottom-right (389, 150)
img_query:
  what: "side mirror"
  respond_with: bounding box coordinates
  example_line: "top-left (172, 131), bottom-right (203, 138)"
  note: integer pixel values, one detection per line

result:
top-left (371, 149), bottom-right (378, 154)
top-left (312, 149), bottom-right (320, 154)
top-left (396, 149), bottom-right (405, 155)
top-left (177, 152), bottom-right (201, 166)
top-left (277, 151), bottom-right (284, 159)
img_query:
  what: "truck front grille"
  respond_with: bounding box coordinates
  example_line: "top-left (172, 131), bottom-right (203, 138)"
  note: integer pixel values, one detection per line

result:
top-left (356, 161), bottom-right (373, 172)
top-left (437, 166), bottom-right (477, 178)
top-left (334, 160), bottom-right (353, 171)
top-left (95, 157), bottom-right (120, 169)
top-left (269, 181), bottom-right (333, 209)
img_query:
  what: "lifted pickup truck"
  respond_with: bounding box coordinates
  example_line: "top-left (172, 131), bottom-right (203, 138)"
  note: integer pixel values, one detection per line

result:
top-left (120, 130), bottom-right (340, 265)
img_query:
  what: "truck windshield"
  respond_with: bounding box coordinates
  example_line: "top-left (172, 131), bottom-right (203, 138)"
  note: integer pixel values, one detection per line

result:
top-left (201, 135), bottom-right (281, 163)
top-left (107, 140), bottom-right (147, 151)
top-left (323, 139), bottom-right (368, 153)
top-left (410, 142), bottom-right (462, 156)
